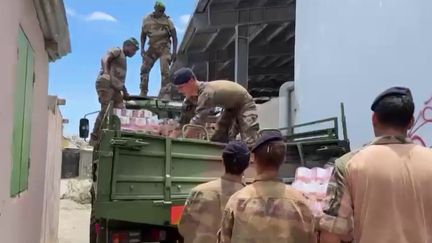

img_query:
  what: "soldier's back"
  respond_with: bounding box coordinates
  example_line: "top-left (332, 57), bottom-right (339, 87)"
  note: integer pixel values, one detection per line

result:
top-left (222, 179), bottom-right (316, 243)
top-left (201, 80), bottom-right (252, 109)
top-left (142, 14), bottom-right (174, 47)
top-left (179, 176), bottom-right (244, 243)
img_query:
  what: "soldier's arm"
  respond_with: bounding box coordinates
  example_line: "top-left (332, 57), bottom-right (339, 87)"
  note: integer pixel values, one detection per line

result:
top-left (183, 92), bottom-right (213, 138)
top-left (141, 19), bottom-right (148, 54)
top-left (168, 19), bottom-right (178, 60)
top-left (218, 203), bottom-right (235, 243)
top-left (190, 92), bottom-right (213, 126)
top-left (101, 48), bottom-right (121, 75)
top-left (172, 98), bottom-right (196, 138)
top-left (171, 28), bottom-right (178, 61)
top-left (140, 30), bottom-right (147, 53)
top-left (319, 153), bottom-right (355, 242)
top-left (101, 53), bottom-right (114, 75)
top-left (179, 190), bottom-right (220, 242)
top-left (122, 86), bottom-right (130, 100)
top-left (178, 190), bottom-right (199, 240)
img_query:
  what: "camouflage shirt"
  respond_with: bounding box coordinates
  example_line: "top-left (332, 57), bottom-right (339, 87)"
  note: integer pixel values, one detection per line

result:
top-left (98, 47), bottom-right (126, 91)
top-left (178, 174), bottom-right (245, 243)
top-left (142, 13), bottom-right (175, 48)
top-left (320, 136), bottom-right (432, 243)
top-left (190, 81), bottom-right (253, 126)
top-left (218, 175), bottom-right (316, 243)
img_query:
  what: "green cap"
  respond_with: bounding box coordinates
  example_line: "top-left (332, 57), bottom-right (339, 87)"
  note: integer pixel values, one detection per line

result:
top-left (155, 0), bottom-right (165, 9)
top-left (124, 37), bottom-right (139, 49)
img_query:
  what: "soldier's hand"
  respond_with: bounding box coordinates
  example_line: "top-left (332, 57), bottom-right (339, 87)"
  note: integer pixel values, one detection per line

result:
top-left (101, 73), bottom-right (110, 81)
top-left (123, 92), bottom-right (131, 101)
top-left (169, 129), bottom-right (181, 139)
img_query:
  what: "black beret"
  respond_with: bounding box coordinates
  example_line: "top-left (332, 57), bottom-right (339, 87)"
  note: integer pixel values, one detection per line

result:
top-left (251, 130), bottom-right (283, 152)
top-left (223, 140), bottom-right (250, 156)
top-left (172, 67), bottom-right (195, 85)
top-left (371, 86), bottom-right (413, 111)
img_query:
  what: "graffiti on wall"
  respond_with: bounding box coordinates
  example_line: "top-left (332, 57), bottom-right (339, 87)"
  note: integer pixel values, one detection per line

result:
top-left (408, 96), bottom-right (432, 147)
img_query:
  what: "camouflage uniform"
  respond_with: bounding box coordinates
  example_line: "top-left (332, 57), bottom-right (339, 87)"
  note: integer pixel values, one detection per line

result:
top-left (178, 174), bottom-right (245, 243)
top-left (90, 47), bottom-right (127, 143)
top-left (320, 136), bottom-right (432, 243)
top-left (140, 13), bottom-right (175, 97)
top-left (218, 175), bottom-right (316, 243)
top-left (185, 80), bottom-right (260, 146)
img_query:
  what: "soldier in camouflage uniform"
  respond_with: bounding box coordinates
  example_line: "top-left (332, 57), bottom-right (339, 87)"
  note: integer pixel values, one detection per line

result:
top-left (88, 38), bottom-right (138, 243)
top-left (140, 1), bottom-right (178, 98)
top-left (170, 67), bottom-right (260, 147)
top-left (218, 131), bottom-right (316, 243)
top-left (178, 141), bottom-right (250, 243)
top-left (89, 38), bottom-right (139, 146)
top-left (319, 87), bottom-right (432, 243)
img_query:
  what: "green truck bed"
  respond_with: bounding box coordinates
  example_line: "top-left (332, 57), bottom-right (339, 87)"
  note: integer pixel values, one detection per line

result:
top-left (95, 129), bottom-right (227, 226)
top-left (83, 97), bottom-right (350, 242)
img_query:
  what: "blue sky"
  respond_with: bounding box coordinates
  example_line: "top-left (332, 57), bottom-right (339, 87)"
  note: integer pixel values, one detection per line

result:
top-left (49, 0), bottom-right (196, 136)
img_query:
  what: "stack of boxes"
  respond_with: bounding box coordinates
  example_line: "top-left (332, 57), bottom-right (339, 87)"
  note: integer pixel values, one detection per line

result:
top-left (113, 108), bottom-right (179, 136)
top-left (291, 166), bottom-right (334, 216)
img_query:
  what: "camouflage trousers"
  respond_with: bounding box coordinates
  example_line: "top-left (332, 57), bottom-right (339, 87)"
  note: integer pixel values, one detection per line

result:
top-left (90, 78), bottom-right (125, 144)
top-left (140, 45), bottom-right (172, 98)
top-left (211, 100), bottom-right (260, 147)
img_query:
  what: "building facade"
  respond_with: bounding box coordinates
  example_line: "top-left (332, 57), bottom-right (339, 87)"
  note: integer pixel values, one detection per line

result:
top-left (0, 0), bottom-right (70, 242)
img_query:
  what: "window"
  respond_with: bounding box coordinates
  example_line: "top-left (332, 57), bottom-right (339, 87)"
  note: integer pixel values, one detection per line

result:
top-left (11, 27), bottom-right (34, 196)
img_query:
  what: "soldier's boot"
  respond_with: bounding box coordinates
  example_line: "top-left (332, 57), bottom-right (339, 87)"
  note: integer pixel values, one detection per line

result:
top-left (158, 83), bottom-right (172, 101)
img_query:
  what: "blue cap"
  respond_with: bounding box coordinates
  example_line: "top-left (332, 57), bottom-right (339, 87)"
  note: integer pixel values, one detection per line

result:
top-left (251, 130), bottom-right (283, 152)
top-left (371, 86), bottom-right (413, 111)
top-left (172, 67), bottom-right (195, 85)
top-left (223, 140), bottom-right (250, 156)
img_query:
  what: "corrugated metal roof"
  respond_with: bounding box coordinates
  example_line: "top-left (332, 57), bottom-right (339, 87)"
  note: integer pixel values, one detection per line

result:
top-left (171, 0), bottom-right (295, 98)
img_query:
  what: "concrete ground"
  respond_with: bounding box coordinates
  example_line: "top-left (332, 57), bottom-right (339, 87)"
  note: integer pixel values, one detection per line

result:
top-left (58, 199), bottom-right (91, 243)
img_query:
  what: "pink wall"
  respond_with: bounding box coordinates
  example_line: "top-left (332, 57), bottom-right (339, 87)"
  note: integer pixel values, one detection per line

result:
top-left (40, 97), bottom-right (64, 243)
top-left (0, 0), bottom-right (51, 242)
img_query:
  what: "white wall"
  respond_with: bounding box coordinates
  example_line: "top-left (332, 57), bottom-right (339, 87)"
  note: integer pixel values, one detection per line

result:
top-left (0, 0), bottom-right (51, 241)
top-left (295, 0), bottom-right (432, 148)
top-left (257, 98), bottom-right (280, 129)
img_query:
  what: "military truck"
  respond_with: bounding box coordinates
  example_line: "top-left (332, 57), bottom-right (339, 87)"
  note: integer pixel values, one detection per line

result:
top-left (79, 96), bottom-right (350, 243)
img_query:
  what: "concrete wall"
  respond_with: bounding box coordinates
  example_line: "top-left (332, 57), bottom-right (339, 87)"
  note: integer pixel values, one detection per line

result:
top-left (295, 0), bottom-right (432, 148)
top-left (0, 0), bottom-right (50, 242)
top-left (257, 98), bottom-right (280, 129)
top-left (40, 97), bottom-right (64, 243)
top-left (79, 149), bottom-right (93, 179)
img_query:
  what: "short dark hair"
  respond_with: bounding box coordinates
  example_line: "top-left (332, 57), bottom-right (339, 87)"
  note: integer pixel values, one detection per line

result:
top-left (222, 153), bottom-right (249, 175)
top-left (374, 95), bottom-right (414, 128)
top-left (253, 141), bottom-right (286, 169)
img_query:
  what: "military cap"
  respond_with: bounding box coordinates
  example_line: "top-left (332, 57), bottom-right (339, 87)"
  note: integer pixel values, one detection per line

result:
top-left (124, 37), bottom-right (139, 50)
top-left (251, 130), bottom-right (283, 152)
top-left (172, 67), bottom-right (195, 85)
top-left (155, 0), bottom-right (165, 9)
top-left (371, 86), bottom-right (413, 111)
top-left (223, 140), bottom-right (250, 156)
